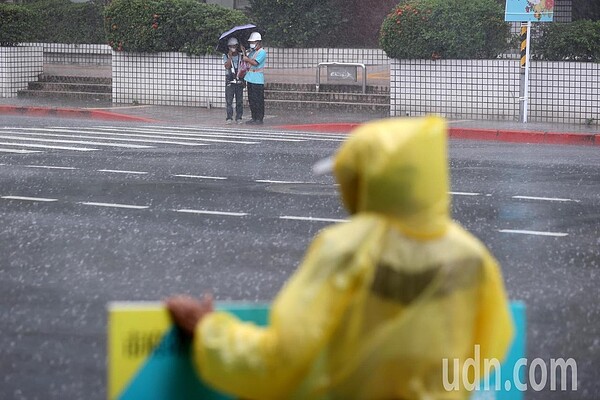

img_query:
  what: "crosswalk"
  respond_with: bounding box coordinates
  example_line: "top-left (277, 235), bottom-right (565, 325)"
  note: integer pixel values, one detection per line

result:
top-left (0, 126), bottom-right (346, 155)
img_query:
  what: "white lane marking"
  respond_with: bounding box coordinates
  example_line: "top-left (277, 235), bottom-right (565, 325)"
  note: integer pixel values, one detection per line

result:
top-left (450, 191), bottom-right (481, 196)
top-left (174, 209), bottom-right (247, 217)
top-left (42, 127), bottom-right (261, 144)
top-left (0, 142), bottom-right (97, 151)
top-left (512, 195), bottom-right (580, 203)
top-left (280, 215), bottom-right (348, 223)
top-left (24, 165), bottom-right (77, 170)
top-left (97, 169), bottom-right (148, 175)
top-left (1, 195), bottom-right (58, 202)
top-left (256, 179), bottom-right (312, 184)
top-left (0, 134), bottom-right (152, 149)
top-left (0, 130), bottom-right (207, 147)
top-left (173, 174), bottom-right (227, 180)
top-left (498, 229), bottom-right (568, 237)
top-left (78, 202), bottom-right (149, 209)
top-left (0, 148), bottom-right (42, 154)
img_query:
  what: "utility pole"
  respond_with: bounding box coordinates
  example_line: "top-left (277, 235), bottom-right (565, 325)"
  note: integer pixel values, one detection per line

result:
top-left (519, 21), bottom-right (531, 123)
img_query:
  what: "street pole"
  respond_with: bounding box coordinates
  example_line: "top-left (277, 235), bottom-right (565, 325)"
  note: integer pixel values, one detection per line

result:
top-left (519, 21), bottom-right (532, 123)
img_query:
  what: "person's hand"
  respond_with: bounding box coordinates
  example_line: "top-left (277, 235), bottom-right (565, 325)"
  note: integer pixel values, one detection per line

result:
top-left (165, 294), bottom-right (214, 337)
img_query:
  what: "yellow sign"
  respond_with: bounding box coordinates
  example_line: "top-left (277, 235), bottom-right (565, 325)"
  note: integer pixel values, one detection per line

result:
top-left (107, 302), bottom-right (174, 400)
top-left (107, 302), bottom-right (270, 400)
top-left (108, 302), bottom-right (524, 400)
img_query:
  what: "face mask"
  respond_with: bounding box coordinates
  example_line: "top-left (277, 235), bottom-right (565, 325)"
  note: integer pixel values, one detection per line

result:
top-left (249, 43), bottom-right (257, 49)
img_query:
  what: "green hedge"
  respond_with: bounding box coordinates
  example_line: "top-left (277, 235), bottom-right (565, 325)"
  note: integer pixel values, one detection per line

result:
top-left (104, 0), bottom-right (249, 55)
top-left (0, 4), bottom-right (33, 46)
top-left (380, 0), bottom-right (510, 59)
top-left (26, 0), bottom-right (105, 44)
top-left (532, 20), bottom-right (600, 62)
top-left (248, 0), bottom-right (342, 47)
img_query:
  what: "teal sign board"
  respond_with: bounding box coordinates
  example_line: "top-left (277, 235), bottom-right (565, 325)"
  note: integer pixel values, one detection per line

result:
top-left (505, 0), bottom-right (554, 22)
top-left (112, 302), bottom-right (527, 400)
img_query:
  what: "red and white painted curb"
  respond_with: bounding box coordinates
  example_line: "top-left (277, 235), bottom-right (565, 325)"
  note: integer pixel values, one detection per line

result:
top-left (277, 123), bottom-right (600, 146)
top-left (0, 105), bottom-right (158, 123)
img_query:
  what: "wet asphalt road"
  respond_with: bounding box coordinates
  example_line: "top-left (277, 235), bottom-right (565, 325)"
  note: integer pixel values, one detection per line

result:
top-left (0, 116), bottom-right (598, 400)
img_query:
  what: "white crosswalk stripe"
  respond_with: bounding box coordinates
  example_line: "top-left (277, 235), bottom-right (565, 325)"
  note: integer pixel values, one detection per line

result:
top-left (0, 141), bottom-right (97, 151)
top-left (0, 129), bottom-right (208, 147)
top-left (0, 148), bottom-right (42, 154)
top-left (0, 134), bottom-right (151, 149)
top-left (0, 125), bottom-right (347, 155)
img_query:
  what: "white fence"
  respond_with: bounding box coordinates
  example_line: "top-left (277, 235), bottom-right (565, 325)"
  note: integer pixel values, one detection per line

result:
top-left (1, 43), bottom-right (598, 125)
top-left (0, 45), bottom-right (43, 98)
top-left (40, 43), bottom-right (111, 65)
top-left (112, 52), bottom-right (224, 107)
top-left (390, 59), bottom-right (600, 125)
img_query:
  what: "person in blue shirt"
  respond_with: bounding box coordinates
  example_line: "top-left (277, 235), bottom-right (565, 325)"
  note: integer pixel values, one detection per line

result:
top-left (222, 37), bottom-right (244, 124)
top-left (243, 32), bottom-right (267, 125)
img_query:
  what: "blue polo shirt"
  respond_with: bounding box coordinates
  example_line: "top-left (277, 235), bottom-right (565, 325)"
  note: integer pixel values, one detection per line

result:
top-left (244, 48), bottom-right (267, 85)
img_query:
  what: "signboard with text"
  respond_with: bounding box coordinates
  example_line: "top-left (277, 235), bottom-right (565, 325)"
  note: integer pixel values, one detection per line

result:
top-left (108, 302), bottom-right (525, 400)
top-left (505, 0), bottom-right (554, 22)
top-left (327, 65), bottom-right (358, 82)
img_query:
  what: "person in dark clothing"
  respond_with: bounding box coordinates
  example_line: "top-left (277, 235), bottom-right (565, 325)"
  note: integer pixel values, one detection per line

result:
top-left (223, 37), bottom-right (244, 124)
top-left (243, 32), bottom-right (267, 125)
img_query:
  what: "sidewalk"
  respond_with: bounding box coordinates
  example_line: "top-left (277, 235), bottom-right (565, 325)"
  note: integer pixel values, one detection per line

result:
top-left (1, 95), bottom-right (599, 146)
top-left (2, 62), bottom-right (599, 145)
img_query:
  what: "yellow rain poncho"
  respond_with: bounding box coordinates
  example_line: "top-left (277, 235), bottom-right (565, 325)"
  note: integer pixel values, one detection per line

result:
top-left (193, 116), bottom-right (514, 400)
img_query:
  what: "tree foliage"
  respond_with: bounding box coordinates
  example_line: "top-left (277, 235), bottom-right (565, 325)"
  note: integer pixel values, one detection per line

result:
top-left (248, 0), bottom-right (342, 47)
top-left (532, 20), bottom-right (600, 62)
top-left (104, 0), bottom-right (248, 55)
top-left (329, 0), bottom-right (397, 47)
top-left (26, 0), bottom-right (105, 44)
top-left (380, 0), bottom-right (511, 60)
top-left (572, 0), bottom-right (600, 21)
top-left (0, 3), bottom-right (33, 46)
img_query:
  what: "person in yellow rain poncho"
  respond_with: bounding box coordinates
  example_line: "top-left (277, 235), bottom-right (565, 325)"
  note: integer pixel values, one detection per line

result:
top-left (166, 116), bottom-right (514, 400)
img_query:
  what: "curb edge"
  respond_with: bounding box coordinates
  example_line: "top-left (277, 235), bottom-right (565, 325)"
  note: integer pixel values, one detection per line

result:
top-left (276, 123), bottom-right (599, 146)
top-left (0, 105), bottom-right (159, 123)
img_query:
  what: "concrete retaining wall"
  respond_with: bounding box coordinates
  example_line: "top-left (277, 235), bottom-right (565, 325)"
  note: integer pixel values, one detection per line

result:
top-left (0, 45), bottom-right (43, 98)
top-left (112, 51), bottom-right (224, 107)
top-left (391, 59), bottom-right (600, 125)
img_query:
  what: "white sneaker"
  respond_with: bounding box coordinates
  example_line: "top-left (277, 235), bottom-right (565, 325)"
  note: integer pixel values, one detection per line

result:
top-left (236, 119), bottom-right (243, 124)
top-left (226, 119), bottom-right (233, 125)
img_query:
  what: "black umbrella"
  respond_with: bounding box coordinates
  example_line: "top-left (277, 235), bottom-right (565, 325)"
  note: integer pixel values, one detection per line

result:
top-left (216, 24), bottom-right (261, 54)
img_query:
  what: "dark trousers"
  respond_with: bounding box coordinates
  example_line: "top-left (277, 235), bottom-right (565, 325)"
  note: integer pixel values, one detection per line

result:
top-left (225, 81), bottom-right (244, 121)
top-left (247, 82), bottom-right (265, 122)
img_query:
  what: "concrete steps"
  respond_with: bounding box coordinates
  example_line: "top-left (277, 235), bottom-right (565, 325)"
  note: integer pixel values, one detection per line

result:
top-left (266, 82), bottom-right (390, 94)
top-left (18, 75), bottom-right (112, 102)
top-left (266, 90), bottom-right (388, 104)
top-left (17, 74), bottom-right (389, 112)
top-left (264, 83), bottom-right (389, 113)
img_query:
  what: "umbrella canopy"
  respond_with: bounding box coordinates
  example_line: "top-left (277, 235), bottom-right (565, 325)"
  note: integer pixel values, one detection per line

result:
top-left (216, 24), bottom-right (261, 54)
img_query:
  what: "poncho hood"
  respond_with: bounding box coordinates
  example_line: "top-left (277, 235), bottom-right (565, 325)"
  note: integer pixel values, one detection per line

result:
top-left (333, 116), bottom-right (450, 239)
